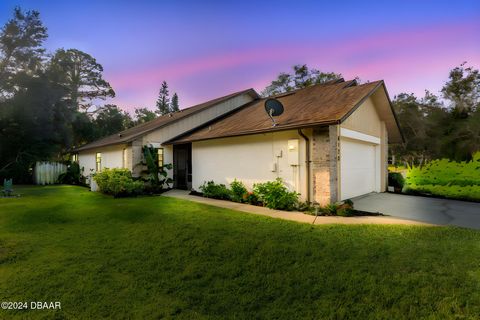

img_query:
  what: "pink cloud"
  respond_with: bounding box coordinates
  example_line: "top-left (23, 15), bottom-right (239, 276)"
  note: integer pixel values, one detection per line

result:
top-left (107, 19), bottom-right (479, 111)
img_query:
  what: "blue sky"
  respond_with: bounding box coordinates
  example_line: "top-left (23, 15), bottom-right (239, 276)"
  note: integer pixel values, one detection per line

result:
top-left (1, 0), bottom-right (479, 111)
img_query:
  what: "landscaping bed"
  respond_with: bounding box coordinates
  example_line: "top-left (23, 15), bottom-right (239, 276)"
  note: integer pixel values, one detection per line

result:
top-left (196, 178), bottom-right (371, 216)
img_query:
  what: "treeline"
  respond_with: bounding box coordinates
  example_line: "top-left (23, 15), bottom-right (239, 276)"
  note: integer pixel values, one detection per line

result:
top-left (0, 8), bottom-right (178, 182)
top-left (391, 63), bottom-right (479, 164)
top-left (263, 64), bottom-right (480, 164)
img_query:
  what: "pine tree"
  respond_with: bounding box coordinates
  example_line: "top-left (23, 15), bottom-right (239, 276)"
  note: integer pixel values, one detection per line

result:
top-left (156, 81), bottom-right (170, 115)
top-left (170, 92), bottom-right (179, 112)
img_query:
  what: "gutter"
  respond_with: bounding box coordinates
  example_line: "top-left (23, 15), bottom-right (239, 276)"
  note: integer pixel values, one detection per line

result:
top-left (297, 129), bottom-right (311, 203)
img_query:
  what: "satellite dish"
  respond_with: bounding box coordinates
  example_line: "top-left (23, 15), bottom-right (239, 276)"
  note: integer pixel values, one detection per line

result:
top-left (264, 99), bottom-right (284, 127)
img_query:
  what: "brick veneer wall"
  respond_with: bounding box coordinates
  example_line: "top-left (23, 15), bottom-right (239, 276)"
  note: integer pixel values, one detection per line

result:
top-left (311, 125), bottom-right (339, 205)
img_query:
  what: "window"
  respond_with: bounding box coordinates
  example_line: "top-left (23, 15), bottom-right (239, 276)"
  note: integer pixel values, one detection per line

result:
top-left (72, 153), bottom-right (78, 162)
top-left (157, 148), bottom-right (164, 167)
top-left (96, 152), bottom-right (102, 172)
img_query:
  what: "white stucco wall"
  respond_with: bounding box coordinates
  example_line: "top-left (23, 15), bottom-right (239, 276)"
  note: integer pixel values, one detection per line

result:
top-left (191, 129), bottom-right (311, 201)
top-left (78, 151), bottom-right (96, 177)
top-left (141, 92), bottom-right (254, 181)
top-left (78, 144), bottom-right (128, 181)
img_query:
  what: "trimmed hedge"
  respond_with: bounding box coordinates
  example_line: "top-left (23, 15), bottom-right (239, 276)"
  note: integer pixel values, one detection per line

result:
top-left (404, 152), bottom-right (480, 201)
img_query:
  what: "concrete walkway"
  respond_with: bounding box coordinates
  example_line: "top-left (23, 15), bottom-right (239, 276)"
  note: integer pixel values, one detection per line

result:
top-left (353, 192), bottom-right (480, 229)
top-left (163, 189), bottom-right (431, 227)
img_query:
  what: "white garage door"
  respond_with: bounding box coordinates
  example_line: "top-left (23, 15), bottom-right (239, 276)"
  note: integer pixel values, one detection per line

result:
top-left (340, 138), bottom-right (378, 200)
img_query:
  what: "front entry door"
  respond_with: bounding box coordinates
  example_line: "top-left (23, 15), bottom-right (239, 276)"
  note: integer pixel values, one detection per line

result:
top-left (173, 143), bottom-right (192, 190)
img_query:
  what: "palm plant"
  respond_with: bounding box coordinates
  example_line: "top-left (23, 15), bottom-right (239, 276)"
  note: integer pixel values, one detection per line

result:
top-left (141, 145), bottom-right (173, 190)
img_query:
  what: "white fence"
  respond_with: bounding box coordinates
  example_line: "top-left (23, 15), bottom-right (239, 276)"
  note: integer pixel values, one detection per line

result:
top-left (34, 161), bottom-right (67, 185)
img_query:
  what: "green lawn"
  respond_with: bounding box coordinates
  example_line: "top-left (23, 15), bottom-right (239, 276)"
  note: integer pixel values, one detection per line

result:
top-left (0, 186), bottom-right (479, 319)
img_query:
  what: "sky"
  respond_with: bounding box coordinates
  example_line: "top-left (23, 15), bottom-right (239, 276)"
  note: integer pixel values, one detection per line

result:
top-left (1, 0), bottom-right (479, 113)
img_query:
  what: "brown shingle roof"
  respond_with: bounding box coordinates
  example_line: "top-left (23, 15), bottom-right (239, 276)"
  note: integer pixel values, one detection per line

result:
top-left (75, 88), bottom-right (259, 151)
top-left (166, 80), bottom-right (402, 144)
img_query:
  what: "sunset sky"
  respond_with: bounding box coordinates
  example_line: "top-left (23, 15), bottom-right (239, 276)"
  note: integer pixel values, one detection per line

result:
top-left (1, 0), bottom-right (479, 112)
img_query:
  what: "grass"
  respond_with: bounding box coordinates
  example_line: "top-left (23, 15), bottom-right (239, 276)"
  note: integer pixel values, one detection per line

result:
top-left (0, 186), bottom-right (479, 319)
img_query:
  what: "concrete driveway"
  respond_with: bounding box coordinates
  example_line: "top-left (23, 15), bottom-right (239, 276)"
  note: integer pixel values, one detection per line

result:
top-left (353, 193), bottom-right (480, 229)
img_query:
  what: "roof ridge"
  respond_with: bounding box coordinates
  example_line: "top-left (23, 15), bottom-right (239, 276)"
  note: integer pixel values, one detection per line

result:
top-left (166, 79), bottom-right (402, 144)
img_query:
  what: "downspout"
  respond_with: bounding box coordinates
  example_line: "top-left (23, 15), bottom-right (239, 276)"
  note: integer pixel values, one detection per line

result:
top-left (298, 129), bottom-right (310, 203)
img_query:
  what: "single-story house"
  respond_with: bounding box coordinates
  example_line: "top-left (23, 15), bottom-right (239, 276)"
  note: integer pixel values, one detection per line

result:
top-left (75, 79), bottom-right (402, 205)
top-left (75, 88), bottom-right (259, 185)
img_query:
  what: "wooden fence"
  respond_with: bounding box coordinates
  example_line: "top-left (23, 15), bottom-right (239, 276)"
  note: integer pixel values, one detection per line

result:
top-left (33, 161), bottom-right (67, 185)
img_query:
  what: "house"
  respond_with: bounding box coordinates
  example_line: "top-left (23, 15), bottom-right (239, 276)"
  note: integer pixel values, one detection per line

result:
top-left (75, 79), bottom-right (403, 205)
top-left (75, 88), bottom-right (260, 187)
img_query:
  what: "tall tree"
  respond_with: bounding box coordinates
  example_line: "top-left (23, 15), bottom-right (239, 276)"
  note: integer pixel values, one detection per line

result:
top-left (170, 92), bottom-right (179, 112)
top-left (262, 64), bottom-right (342, 97)
top-left (0, 73), bottom-right (70, 182)
top-left (94, 104), bottom-right (133, 138)
top-left (262, 73), bottom-right (292, 97)
top-left (390, 63), bottom-right (480, 164)
top-left (156, 81), bottom-right (170, 115)
top-left (440, 62), bottom-right (480, 160)
top-left (390, 92), bottom-right (447, 165)
top-left (48, 48), bottom-right (115, 112)
top-left (0, 7), bottom-right (47, 99)
top-left (134, 107), bottom-right (157, 124)
top-left (442, 62), bottom-right (479, 117)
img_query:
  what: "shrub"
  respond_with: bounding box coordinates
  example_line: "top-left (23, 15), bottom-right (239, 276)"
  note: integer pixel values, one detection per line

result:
top-left (388, 172), bottom-right (405, 189)
top-left (404, 184), bottom-right (480, 202)
top-left (199, 181), bottom-right (232, 200)
top-left (230, 179), bottom-right (248, 202)
top-left (336, 203), bottom-right (354, 216)
top-left (404, 152), bottom-right (480, 201)
top-left (406, 153), bottom-right (480, 187)
top-left (58, 162), bottom-right (85, 185)
top-left (319, 203), bottom-right (339, 216)
top-left (316, 200), bottom-right (354, 216)
top-left (296, 201), bottom-right (314, 213)
top-left (243, 192), bottom-right (259, 205)
top-left (93, 168), bottom-right (144, 198)
top-left (253, 178), bottom-right (299, 211)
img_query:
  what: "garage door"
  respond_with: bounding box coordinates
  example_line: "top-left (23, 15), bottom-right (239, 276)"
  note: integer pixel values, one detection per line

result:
top-left (340, 138), bottom-right (378, 200)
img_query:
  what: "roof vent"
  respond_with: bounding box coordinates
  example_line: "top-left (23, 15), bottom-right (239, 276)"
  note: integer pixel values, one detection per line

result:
top-left (118, 133), bottom-right (123, 137)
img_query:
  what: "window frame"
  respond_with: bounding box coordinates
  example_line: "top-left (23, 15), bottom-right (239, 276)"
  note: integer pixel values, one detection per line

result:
top-left (96, 152), bottom-right (102, 172)
top-left (157, 148), bottom-right (164, 168)
top-left (123, 148), bottom-right (128, 168)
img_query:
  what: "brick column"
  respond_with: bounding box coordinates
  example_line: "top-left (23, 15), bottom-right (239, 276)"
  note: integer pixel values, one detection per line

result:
top-left (311, 125), bottom-right (339, 205)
